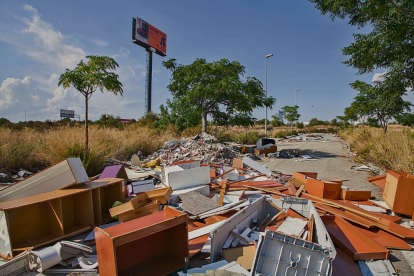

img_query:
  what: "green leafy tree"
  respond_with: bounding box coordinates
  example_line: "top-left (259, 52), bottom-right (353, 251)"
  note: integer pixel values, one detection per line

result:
top-left (59, 56), bottom-right (123, 150)
top-left (330, 118), bottom-right (338, 127)
top-left (162, 58), bottom-right (276, 133)
top-left (396, 113), bottom-right (414, 128)
top-left (344, 106), bottom-right (359, 131)
top-left (270, 115), bottom-right (285, 127)
top-left (349, 80), bottom-right (411, 133)
top-left (280, 105), bottom-right (300, 131)
top-left (309, 0), bottom-right (414, 90)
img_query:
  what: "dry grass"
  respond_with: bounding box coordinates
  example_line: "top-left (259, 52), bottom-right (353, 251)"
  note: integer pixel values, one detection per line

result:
top-left (340, 126), bottom-right (414, 174)
top-left (0, 125), bottom-right (180, 175)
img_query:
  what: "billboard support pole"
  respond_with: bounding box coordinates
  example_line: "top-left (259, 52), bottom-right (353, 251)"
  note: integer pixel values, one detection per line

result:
top-left (145, 48), bottom-right (153, 113)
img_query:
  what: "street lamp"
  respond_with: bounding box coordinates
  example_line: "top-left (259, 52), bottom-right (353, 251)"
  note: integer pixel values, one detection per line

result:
top-left (265, 54), bottom-right (273, 138)
top-left (295, 89), bottom-right (299, 131)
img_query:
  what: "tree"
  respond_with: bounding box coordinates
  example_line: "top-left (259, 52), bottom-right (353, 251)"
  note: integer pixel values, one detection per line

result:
top-left (59, 56), bottom-right (123, 150)
top-left (396, 113), bottom-right (414, 128)
top-left (309, 1), bottom-right (414, 90)
top-left (280, 105), bottom-right (300, 131)
top-left (344, 106), bottom-right (358, 131)
top-left (270, 115), bottom-right (284, 127)
top-left (162, 58), bottom-right (276, 133)
top-left (348, 80), bottom-right (411, 133)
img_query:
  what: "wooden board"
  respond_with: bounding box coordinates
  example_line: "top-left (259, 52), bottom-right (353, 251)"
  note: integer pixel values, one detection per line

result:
top-left (109, 193), bottom-right (147, 217)
top-left (350, 222), bottom-right (412, 250)
top-left (189, 234), bottom-right (209, 257)
top-left (222, 244), bottom-right (256, 270)
top-left (340, 190), bottom-right (371, 201)
top-left (144, 187), bottom-right (172, 205)
top-left (332, 247), bottom-right (363, 276)
top-left (336, 201), bottom-right (402, 223)
top-left (118, 201), bottom-right (160, 223)
top-left (322, 216), bottom-right (389, 260)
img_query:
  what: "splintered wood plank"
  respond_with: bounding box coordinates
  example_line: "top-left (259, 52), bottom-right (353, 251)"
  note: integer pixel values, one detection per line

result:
top-left (308, 214), bottom-right (314, 242)
top-left (295, 185), bottom-right (305, 197)
top-left (189, 234), bottom-right (209, 257)
top-left (288, 182), bottom-right (297, 195)
top-left (322, 216), bottom-right (389, 260)
top-left (350, 223), bottom-right (412, 250)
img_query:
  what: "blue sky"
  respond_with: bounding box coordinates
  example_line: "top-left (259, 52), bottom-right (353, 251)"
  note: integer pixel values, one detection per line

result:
top-left (1, 1), bottom-right (410, 123)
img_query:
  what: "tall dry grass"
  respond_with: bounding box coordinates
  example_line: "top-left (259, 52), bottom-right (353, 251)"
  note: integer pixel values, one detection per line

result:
top-left (0, 125), bottom-right (179, 175)
top-left (340, 126), bottom-right (414, 174)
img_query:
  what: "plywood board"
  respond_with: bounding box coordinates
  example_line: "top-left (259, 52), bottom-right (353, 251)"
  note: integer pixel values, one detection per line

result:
top-left (322, 216), bottom-right (389, 260)
top-left (189, 234), bottom-right (209, 257)
top-left (340, 190), bottom-right (371, 201)
top-left (66, 158), bottom-right (89, 183)
top-left (222, 245), bottom-right (256, 270)
top-left (117, 201), bottom-right (160, 223)
top-left (165, 166), bottom-right (210, 190)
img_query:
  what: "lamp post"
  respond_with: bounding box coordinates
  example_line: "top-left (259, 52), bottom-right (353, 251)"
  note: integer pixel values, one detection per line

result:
top-left (265, 54), bottom-right (273, 138)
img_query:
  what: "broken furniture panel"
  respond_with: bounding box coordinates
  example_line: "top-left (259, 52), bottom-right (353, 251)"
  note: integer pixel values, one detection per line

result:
top-left (242, 157), bottom-right (272, 176)
top-left (143, 187), bottom-right (173, 204)
top-left (164, 162), bottom-right (211, 190)
top-left (0, 158), bottom-right (89, 202)
top-left (98, 165), bottom-right (128, 180)
top-left (382, 170), bottom-right (414, 215)
top-left (332, 247), bottom-right (363, 276)
top-left (95, 207), bottom-right (188, 276)
top-left (109, 193), bottom-right (148, 218)
top-left (0, 178), bottom-right (124, 258)
top-left (117, 200), bottom-right (160, 223)
top-left (306, 178), bottom-right (342, 199)
top-left (127, 179), bottom-right (155, 195)
top-left (251, 230), bottom-right (333, 276)
top-left (322, 216), bottom-right (389, 260)
top-left (222, 244), bottom-right (256, 270)
top-left (340, 189), bottom-right (371, 201)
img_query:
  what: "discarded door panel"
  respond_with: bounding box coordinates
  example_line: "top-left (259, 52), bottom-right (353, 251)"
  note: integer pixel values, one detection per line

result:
top-left (382, 170), bottom-right (414, 215)
top-left (0, 178), bottom-right (124, 257)
top-left (306, 178), bottom-right (342, 200)
top-left (0, 158), bottom-right (89, 202)
top-left (164, 162), bottom-right (210, 190)
top-left (95, 207), bottom-right (188, 276)
top-left (251, 230), bottom-right (333, 276)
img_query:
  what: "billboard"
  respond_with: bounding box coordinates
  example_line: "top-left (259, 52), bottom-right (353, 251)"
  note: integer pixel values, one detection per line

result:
top-left (60, 109), bottom-right (75, 118)
top-left (132, 17), bottom-right (166, 56)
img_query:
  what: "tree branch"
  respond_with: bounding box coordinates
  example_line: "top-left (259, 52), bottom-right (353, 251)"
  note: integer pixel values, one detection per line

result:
top-left (389, 0), bottom-right (414, 19)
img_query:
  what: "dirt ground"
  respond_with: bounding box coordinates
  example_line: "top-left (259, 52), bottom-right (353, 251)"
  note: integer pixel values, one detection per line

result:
top-left (259, 133), bottom-right (413, 275)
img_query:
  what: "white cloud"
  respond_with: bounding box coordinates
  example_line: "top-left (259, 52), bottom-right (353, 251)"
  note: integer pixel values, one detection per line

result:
top-left (20, 4), bottom-right (85, 70)
top-left (0, 77), bottom-right (31, 109)
top-left (127, 65), bottom-right (135, 77)
top-left (91, 39), bottom-right (109, 46)
top-left (119, 47), bottom-right (130, 58)
top-left (372, 72), bottom-right (386, 82)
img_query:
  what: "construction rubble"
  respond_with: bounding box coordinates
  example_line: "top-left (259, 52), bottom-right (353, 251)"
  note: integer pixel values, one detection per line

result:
top-left (0, 136), bottom-right (414, 276)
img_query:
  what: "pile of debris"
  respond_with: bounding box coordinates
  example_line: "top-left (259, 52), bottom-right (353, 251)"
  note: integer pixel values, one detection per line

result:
top-left (0, 136), bottom-right (413, 276)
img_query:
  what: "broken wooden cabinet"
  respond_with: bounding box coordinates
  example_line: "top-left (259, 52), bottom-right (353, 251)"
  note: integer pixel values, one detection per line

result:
top-left (383, 170), bottom-right (414, 215)
top-left (306, 178), bottom-right (342, 199)
top-left (95, 207), bottom-right (188, 276)
top-left (0, 178), bottom-right (124, 258)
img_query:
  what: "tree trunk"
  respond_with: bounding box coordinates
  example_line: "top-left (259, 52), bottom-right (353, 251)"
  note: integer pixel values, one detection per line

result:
top-left (201, 112), bottom-right (207, 133)
top-left (85, 96), bottom-right (89, 151)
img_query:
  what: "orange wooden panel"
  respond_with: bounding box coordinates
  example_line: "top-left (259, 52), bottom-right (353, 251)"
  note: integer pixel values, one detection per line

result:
top-left (169, 160), bottom-right (195, 166)
top-left (322, 216), bottom-right (389, 260)
top-left (340, 190), bottom-right (371, 201)
top-left (372, 178), bottom-right (386, 190)
top-left (189, 234), bottom-right (208, 257)
top-left (336, 200), bottom-right (402, 223)
top-left (313, 203), bottom-right (375, 228)
top-left (351, 223), bottom-right (412, 250)
top-left (383, 170), bottom-right (414, 215)
top-left (306, 178), bottom-right (342, 199)
top-left (210, 169), bottom-right (216, 178)
top-left (332, 247), bottom-right (363, 276)
top-left (366, 174), bottom-right (387, 182)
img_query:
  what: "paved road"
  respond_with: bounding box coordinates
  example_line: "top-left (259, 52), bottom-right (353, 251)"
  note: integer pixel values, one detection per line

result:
top-left (259, 133), bottom-right (383, 198)
top-left (259, 133), bottom-right (414, 275)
